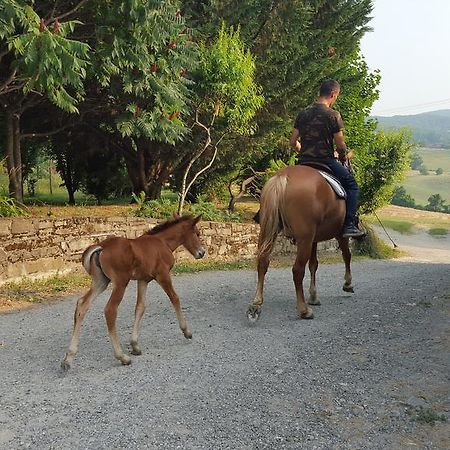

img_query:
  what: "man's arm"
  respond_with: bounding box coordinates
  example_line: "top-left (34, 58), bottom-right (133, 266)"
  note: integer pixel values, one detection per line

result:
top-left (290, 128), bottom-right (301, 153)
top-left (333, 130), bottom-right (348, 163)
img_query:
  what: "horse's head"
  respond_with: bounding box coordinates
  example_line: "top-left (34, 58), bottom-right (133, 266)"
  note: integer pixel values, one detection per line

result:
top-left (183, 215), bottom-right (205, 259)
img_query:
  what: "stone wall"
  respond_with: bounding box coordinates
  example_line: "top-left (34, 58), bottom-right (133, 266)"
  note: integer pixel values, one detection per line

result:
top-left (0, 217), bottom-right (338, 285)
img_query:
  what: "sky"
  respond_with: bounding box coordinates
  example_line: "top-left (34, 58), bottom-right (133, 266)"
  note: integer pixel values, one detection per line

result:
top-left (360, 0), bottom-right (450, 116)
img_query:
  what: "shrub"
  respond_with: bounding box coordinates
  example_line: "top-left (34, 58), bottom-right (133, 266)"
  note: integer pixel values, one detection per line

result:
top-left (0, 197), bottom-right (28, 217)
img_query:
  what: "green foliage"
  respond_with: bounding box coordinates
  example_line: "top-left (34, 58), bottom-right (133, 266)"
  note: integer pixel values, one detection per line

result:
top-left (352, 225), bottom-right (399, 259)
top-left (0, 196), bottom-right (27, 217)
top-left (410, 151), bottom-right (423, 170)
top-left (418, 165), bottom-right (429, 175)
top-left (391, 186), bottom-right (416, 208)
top-left (435, 167), bottom-right (443, 175)
top-left (196, 23), bottom-right (264, 134)
top-left (95, 0), bottom-right (197, 144)
top-left (354, 129), bottom-right (414, 214)
top-left (134, 195), bottom-right (240, 222)
top-left (426, 193), bottom-right (446, 212)
top-left (5, 6), bottom-right (89, 112)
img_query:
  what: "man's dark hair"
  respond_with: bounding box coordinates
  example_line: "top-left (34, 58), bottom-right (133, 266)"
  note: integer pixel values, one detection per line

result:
top-left (319, 79), bottom-right (340, 97)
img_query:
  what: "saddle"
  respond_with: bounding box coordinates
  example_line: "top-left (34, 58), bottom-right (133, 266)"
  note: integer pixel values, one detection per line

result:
top-left (299, 162), bottom-right (347, 199)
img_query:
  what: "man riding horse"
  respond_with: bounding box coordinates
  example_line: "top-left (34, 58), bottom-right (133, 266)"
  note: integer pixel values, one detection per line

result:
top-left (290, 79), bottom-right (366, 239)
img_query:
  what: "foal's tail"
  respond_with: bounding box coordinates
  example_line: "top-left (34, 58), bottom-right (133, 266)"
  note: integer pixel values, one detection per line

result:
top-left (81, 245), bottom-right (103, 273)
top-left (257, 172), bottom-right (289, 258)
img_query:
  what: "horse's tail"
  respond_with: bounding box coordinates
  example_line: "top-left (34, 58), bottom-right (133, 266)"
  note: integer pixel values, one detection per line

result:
top-left (257, 172), bottom-right (289, 258)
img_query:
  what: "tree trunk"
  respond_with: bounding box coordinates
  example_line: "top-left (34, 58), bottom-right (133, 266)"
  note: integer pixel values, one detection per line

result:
top-left (5, 109), bottom-right (23, 202)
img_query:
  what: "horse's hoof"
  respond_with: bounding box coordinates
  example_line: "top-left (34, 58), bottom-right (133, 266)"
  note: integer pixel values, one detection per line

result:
top-left (184, 330), bottom-right (193, 339)
top-left (131, 348), bottom-right (142, 356)
top-left (343, 285), bottom-right (354, 293)
top-left (247, 305), bottom-right (261, 323)
top-left (308, 299), bottom-right (321, 306)
top-left (61, 360), bottom-right (71, 371)
top-left (300, 308), bottom-right (314, 319)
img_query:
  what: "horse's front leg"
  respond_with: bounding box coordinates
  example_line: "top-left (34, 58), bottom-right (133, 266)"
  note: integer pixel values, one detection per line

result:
top-left (337, 237), bottom-right (354, 293)
top-left (105, 282), bottom-right (131, 365)
top-left (247, 251), bottom-right (270, 322)
top-left (308, 242), bottom-right (320, 305)
top-left (157, 273), bottom-right (192, 339)
top-left (293, 241), bottom-right (314, 319)
top-left (130, 280), bottom-right (149, 355)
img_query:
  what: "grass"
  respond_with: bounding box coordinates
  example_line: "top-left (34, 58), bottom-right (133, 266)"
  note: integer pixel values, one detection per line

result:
top-left (400, 147), bottom-right (450, 205)
top-left (412, 408), bottom-right (448, 426)
top-left (428, 228), bottom-right (448, 236)
top-left (363, 216), bottom-right (415, 234)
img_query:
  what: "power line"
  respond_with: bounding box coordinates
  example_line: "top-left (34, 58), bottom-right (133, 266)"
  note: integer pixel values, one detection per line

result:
top-left (374, 97), bottom-right (450, 115)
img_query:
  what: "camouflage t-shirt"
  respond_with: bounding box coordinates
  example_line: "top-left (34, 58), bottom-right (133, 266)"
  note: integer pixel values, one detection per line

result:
top-left (294, 103), bottom-right (344, 159)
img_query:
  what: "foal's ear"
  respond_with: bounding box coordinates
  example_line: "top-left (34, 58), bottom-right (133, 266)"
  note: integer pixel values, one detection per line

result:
top-left (173, 212), bottom-right (180, 219)
top-left (193, 214), bottom-right (202, 225)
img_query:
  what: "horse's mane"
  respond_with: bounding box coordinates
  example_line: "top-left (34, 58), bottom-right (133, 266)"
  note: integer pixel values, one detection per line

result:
top-left (147, 215), bottom-right (193, 235)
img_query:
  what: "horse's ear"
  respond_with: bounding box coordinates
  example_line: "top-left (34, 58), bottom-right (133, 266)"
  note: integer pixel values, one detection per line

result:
top-left (193, 214), bottom-right (202, 224)
top-left (173, 212), bottom-right (180, 219)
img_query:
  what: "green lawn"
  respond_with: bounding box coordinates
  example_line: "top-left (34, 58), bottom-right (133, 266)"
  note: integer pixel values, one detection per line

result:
top-left (400, 148), bottom-right (450, 205)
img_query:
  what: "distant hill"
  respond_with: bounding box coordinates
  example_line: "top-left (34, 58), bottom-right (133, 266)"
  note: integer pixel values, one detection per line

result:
top-left (373, 109), bottom-right (450, 148)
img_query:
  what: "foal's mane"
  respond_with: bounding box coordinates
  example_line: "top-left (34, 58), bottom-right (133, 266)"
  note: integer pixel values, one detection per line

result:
top-left (147, 215), bottom-right (193, 235)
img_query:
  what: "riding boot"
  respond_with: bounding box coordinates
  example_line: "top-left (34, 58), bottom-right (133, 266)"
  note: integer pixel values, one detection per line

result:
top-left (341, 220), bottom-right (366, 239)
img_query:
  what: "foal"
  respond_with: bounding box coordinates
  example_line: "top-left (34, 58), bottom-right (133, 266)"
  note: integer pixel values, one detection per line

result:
top-left (62, 215), bottom-right (205, 370)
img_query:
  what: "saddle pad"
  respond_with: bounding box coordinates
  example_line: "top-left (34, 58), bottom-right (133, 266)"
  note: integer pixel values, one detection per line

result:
top-left (318, 170), bottom-right (347, 199)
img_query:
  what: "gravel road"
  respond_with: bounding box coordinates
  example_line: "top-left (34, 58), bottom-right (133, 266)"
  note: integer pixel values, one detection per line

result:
top-left (1, 256), bottom-right (449, 449)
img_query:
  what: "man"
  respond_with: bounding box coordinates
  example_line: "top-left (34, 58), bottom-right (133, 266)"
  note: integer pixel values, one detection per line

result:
top-left (290, 79), bottom-right (366, 238)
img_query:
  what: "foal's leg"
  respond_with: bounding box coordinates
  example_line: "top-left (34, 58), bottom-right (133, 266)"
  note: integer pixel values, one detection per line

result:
top-left (156, 273), bottom-right (192, 339)
top-left (130, 280), bottom-right (148, 355)
top-left (308, 242), bottom-right (320, 305)
top-left (247, 250), bottom-right (271, 322)
top-left (104, 282), bottom-right (131, 365)
top-left (293, 240), bottom-right (314, 319)
top-left (62, 270), bottom-right (109, 370)
top-left (337, 237), bottom-right (354, 293)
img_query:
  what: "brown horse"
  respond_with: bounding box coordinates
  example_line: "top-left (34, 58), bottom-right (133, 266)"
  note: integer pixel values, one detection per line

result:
top-left (62, 215), bottom-right (205, 370)
top-left (247, 165), bottom-right (354, 322)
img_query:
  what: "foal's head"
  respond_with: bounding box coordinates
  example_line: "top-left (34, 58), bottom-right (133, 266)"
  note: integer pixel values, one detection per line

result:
top-left (182, 215), bottom-right (205, 259)
top-left (149, 214), bottom-right (205, 259)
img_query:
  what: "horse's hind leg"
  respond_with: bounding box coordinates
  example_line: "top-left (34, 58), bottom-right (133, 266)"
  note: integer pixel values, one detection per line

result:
top-left (308, 242), bottom-right (320, 305)
top-left (104, 282), bottom-right (131, 365)
top-left (130, 280), bottom-right (148, 355)
top-left (337, 237), bottom-right (354, 293)
top-left (247, 250), bottom-right (270, 322)
top-left (61, 269), bottom-right (109, 370)
top-left (293, 240), bottom-right (314, 319)
top-left (156, 273), bottom-right (192, 339)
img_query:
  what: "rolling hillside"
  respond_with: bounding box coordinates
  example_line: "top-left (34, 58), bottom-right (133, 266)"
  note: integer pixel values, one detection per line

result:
top-left (374, 109), bottom-right (450, 148)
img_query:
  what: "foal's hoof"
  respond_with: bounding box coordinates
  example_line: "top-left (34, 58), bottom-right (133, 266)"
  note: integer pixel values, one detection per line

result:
top-left (61, 360), bottom-right (71, 371)
top-left (183, 330), bottom-right (193, 339)
top-left (300, 308), bottom-right (314, 320)
top-left (308, 298), bottom-right (321, 306)
top-left (343, 285), bottom-right (354, 293)
top-left (120, 355), bottom-right (132, 366)
top-left (131, 348), bottom-right (142, 356)
top-left (247, 304), bottom-right (262, 323)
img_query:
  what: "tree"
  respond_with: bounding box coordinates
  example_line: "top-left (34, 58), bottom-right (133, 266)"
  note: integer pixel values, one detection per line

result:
top-left (0, 1), bottom-right (90, 202)
top-left (410, 151), bottom-right (423, 170)
top-left (354, 129), bottom-right (414, 214)
top-left (391, 186), bottom-right (415, 208)
top-left (436, 167), bottom-right (443, 175)
top-left (177, 23), bottom-right (264, 213)
top-left (426, 194), bottom-right (446, 212)
top-left (418, 165), bottom-right (429, 175)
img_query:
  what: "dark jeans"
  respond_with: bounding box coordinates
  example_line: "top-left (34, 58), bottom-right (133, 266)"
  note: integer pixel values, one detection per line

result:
top-left (300, 157), bottom-right (359, 226)
top-left (323, 158), bottom-right (359, 225)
